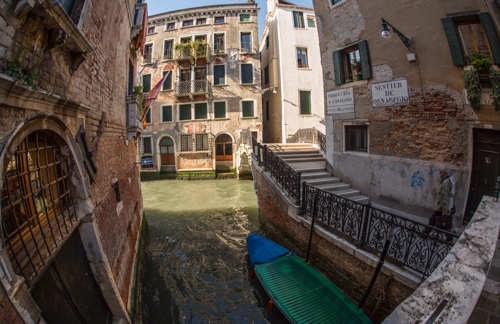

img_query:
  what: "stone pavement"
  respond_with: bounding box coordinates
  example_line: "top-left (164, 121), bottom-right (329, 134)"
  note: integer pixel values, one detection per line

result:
top-left (468, 238), bottom-right (500, 324)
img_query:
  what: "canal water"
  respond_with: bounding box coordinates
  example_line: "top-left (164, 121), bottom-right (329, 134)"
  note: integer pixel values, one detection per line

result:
top-left (140, 179), bottom-right (288, 324)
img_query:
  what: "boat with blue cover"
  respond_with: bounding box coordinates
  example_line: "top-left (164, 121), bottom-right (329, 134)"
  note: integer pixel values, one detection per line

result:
top-left (247, 233), bottom-right (372, 324)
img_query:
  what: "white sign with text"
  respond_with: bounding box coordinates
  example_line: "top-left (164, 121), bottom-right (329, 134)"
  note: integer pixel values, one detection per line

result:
top-left (371, 79), bottom-right (409, 107)
top-left (326, 88), bottom-right (354, 114)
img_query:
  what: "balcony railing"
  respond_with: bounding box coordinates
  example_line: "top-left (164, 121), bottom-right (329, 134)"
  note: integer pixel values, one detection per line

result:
top-left (175, 45), bottom-right (210, 61)
top-left (163, 49), bottom-right (173, 60)
top-left (213, 43), bottom-right (226, 55)
top-left (143, 55), bottom-right (152, 64)
top-left (175, 80), bottom-right (211, 96)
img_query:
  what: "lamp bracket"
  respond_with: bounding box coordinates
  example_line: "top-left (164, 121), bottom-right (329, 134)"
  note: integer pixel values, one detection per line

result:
top-left (382, 18), bottom-right (412, 52)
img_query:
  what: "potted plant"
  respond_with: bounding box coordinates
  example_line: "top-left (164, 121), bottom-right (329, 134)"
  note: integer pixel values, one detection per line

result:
top-left (352, 61), bottom-right (362, 81)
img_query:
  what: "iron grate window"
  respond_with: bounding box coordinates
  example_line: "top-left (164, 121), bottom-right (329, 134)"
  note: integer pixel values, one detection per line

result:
top-left (143, 137), bottom-right (152, 154)
top-left (181, 134), bottom-right (193, 152)
top-left (195, 134), bottom-right (208, 151)
top-left (1, 131), bottom-right (78, 287)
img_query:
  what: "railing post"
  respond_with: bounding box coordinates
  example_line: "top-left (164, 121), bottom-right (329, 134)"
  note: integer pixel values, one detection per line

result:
top-left (358, 202), bottom-right (371, 249)
top-left (301, 181), bottom-right (307, 215)
top-left (263, 145), bottom-right (267, 168)
top-left (306, 191), bottom-right (319, 263)
top-left (257, 144), bottom-right (262, 167)
top-left (295, 171), bottom-right (302, 205)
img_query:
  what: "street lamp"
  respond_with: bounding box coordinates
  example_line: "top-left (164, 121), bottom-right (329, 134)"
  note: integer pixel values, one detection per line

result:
top-left (380, 18), bottom-right (412, 52)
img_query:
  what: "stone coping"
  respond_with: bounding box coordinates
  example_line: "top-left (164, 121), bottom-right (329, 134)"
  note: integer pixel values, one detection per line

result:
top-left (383, 196), bottom-right (500, 324)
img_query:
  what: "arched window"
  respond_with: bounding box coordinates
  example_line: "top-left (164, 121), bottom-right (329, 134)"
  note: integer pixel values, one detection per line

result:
top-left (1, 131), bottom-right (78, 286)
top-left (159, 137), bottom-right (175, 165)
top-left (215, 134), bottom-right (233, 161)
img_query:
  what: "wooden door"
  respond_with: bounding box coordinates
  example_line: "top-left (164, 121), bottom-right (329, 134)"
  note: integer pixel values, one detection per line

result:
top-left (160, 137), bottom-right (175, 165)
top-left (215, 134), bottom-right (233, 162)
top-left (464, 129), bottom-right (500, 221)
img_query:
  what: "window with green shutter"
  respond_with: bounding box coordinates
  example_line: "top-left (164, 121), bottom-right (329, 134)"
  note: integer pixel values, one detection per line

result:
top-left (264, 66), bottom-right (269, 85)
top-left (145, 108), bottom-right (152, 124)
top-left (214, 65), bottom-right (225, 85)
top-left (293, 11), bottom-right (304, 28)
top-left (242, 101), bottom-right (254, 117)
top-left (195, 103), bottom-right (207, 119)
top-left (240, 13), bottom-right (250, 22)
top-left (143, 74), bottom-right (151, 92)
top-left (300, 91), bottom-right (311, 115)
top-left (162, 106), bottom-right (172, 122)
top-left (179, 104), bottom-right (191, 120)
top-left (332, 40), bottom-right (371, 85)
top-left (307, 17), bottom-right (315, 28)
top-left (162, 71), bottom-right (172, 90)
top-left (214, 102), bottom-right (226, 119)
top-left (241, 64), bottom-right (253, 84)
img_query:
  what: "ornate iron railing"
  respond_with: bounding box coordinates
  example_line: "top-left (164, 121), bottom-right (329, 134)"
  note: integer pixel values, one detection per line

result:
top-left (163, 49), bottom-right (173, 60)
top-left (213, 43), bottom-right (225, 55)
top-left (262, 145), bottom-right (302, 205)
top-left (175, 47), bottom-right (191, 60)
top-left (175, 80), bottom-right (211, 96)
top-left (287, 127), bottom-right (326, 153)
top-left (302, 184), bottom-right (458, 277)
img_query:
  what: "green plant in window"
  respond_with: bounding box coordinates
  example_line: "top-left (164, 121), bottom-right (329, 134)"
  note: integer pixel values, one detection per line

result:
top-left (470, 51), bottom-right (492, 74)
top-left (490, 67), bottom-right (500, 111)
top-left (463, 68), bottom-right (481, 110)
top-left (190, 41), bottom-right (208, 62)
top-left (133, 85), bottom-right (145, 116)
top-left (352, 61), bottom-right (362, 81)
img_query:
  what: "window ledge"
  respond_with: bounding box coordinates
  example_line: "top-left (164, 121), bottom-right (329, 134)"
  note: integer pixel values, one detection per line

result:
top-left (214, 118), bottom-right (230, 120)
top-left (239, 21), bottom-right (254, 24)
top-left (160, 89), bottom-right (174, 92)
top-left (241, 83), bottom-right (255, 86)
top-left (165, 28), bottom-right (178, 32)
top-left (299, 114), bottom-right (313, 117)
top-left (241, 116), bottom-right (258, 119)
top-left (293, 27), bottom-right (306, 30)
top-left (342, 150), bottom-right (369, 157)
top-left (340, 79), bottom-right (369, 88)
top-left (179, 151), bottom-right (211, 155)
top-left (194, 118), bottom-right (210, 121)
top-left (213, 23), bottom-right (228, 25)
top-left (147, 32), bottom-right (158, 36)
top-left (181, 25), bottom-right (212, 29)
top-left (161, 59), bottom-right (175, 62)
top-left (160, 121), bottom-right (174, 124)
top-left (213, 84), bottom-right (229, 87)
top-left (298, 68), bottom-right (312, 71)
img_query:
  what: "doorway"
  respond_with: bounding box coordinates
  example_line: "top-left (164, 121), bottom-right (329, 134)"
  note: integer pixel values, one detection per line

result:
top-left (215, 134), bottom-right (233, 162)
top-left (160, 137), bottom-right (175, 166)
top-left (464, 129), bottom-right (500, 222)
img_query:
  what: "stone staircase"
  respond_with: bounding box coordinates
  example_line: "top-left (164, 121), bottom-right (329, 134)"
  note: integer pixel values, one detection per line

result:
top-left (266, 143), bottom-right (370, 204)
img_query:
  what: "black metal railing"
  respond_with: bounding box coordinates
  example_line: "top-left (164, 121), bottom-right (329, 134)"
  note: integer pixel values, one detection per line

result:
top-left (287, 127), bottom-right (326, 153)
top-left (175, 47), bottom-right (191, 60)
top-left (143, 55), bottom-right (152, 64)
top-left (301, 184), bottom-right (458, 277)
top-left (163, 49), bottom-right (173, 60)
top-left (175, 80), bottom-right (211, 96)
top-left (213, 43), bottom-right (225, 55)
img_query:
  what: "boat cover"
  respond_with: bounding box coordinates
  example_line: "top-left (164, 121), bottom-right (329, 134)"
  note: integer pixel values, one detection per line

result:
top-left (247, 233), bottom-right (295, 268)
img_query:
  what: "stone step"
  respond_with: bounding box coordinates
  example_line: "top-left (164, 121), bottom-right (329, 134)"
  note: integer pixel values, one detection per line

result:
top-left (349, 195), bottom-right (370, 204)
top-left (279, 153), bottom-right (323, 159)
top-left (328, 188), bottom-right (360, 198)
top-left (305, 177), bottom-right (342, 186)
top-left (282, 157), bottom-right (326, 163)
top-left (266, 143), bottom-right (315, 146)
top-left (300, 171), bottom-right (332, 179)
top-left (292, 166), bottom-right (326, 173)
top-left (310, 181), bottom-right (348, 191)
top-left (275, 150), bottom-right (319, 155)
top-left (269, 147), bottom-right (316, 152)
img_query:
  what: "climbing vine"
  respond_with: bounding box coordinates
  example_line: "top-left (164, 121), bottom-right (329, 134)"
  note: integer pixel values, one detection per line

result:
top-left (463, 69), bottom-right (481, 110)
top-left (133, 85), bottom-right (145, 117)
top-left (490, 68), bottom-right (500, 111)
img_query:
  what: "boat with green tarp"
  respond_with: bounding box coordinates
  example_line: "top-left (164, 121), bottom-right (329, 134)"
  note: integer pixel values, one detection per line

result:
top-left (247, 233), bottom-right (372, 324)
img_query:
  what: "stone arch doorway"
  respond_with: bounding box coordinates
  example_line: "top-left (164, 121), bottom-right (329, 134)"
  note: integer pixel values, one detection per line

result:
top-left (1, 129), bottom-right (111, 323)
top-left (159, 136), bottom-right (175, 166)
top-left (215, 133), bottom-right (234, 172)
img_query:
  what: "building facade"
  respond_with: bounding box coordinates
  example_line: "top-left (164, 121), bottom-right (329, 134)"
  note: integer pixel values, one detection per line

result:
top-left (0, 0), bottom-right (146, 322)
top-left (260, 0), bottom-right (325, 143)
top-left (313, 0), bottom-right (500, 223)
top-left (139, 2), bottom-right (262, 174)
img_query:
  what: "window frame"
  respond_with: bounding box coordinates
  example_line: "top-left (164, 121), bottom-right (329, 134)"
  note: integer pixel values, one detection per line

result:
top-left (240, 99), bottom-right (257, 118)
top-left (143, 42), bottom-right (154, 65)
top-left (307, 16), bottom-right (316, 28)
top-left (264, 65), bottom-right (269, 85)
top-left (182, 19), bottom-right (194, 27)
top-left (162, 70), bottom-right (173, 90)
top-left (240, 31), bottom-right (252, 53)
top-left (332, 40), bottom-right (371, 85)
top-left (178, 103), bottom-right (192, 121)
top-left (145, 108), bottom-right (152, 124)
top-left (297, 47), bottom-right (308, 68)
top-left (147, 26), bottom-right (155, 34)
top-left (163, 38), bottom-right (174, 60)
top-left (166, 22), bottom-right (176, 30)
top-left (214, 16), bottom-right (225, 24)
top-left (180, 36), bottom-right (192, 44)
top-left (213, 32), bottom-right (226, 54)
top-left (194, 101), bottom-right (209, 120)
top-left (142, 136), bottom-right (153, 154)
top-left (293, 11), bottom-right (305, 28)
top-left (180, 134), bottom-right (193, 152)
top-left (213, 64), bottom-right (226, 86)
top-left (196, 17), bottom-right (207, 25)
top-left (213, 100), bottom-right (228, 119)
top-left (299, 90), bottom-right (312, 115)
top-left (330, 0), bottom-right (347, 8)
top-left (240, 62), bottom-right (254, 84)
top-left (240, 13), bottom-right (251, 22)
top-left (195, 133), bottom-right (209, 151)
top-left (161, 105), bottom-right (173, 123)
top-left (343, 123), bottom-right (369, 154)
top-left (142, 73), bottom-right (151, 93)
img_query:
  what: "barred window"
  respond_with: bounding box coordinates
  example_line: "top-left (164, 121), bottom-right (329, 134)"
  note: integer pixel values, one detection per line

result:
top-left (143, 137), bottom-right (152, 154)
top-left (181, 134), bottom-right (192, 152)
top-left (196, 134), bottom-right (208, 151)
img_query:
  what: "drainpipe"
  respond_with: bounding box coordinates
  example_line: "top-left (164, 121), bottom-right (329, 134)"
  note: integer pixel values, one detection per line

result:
top-left (358, 226), bottom-right (394, 309)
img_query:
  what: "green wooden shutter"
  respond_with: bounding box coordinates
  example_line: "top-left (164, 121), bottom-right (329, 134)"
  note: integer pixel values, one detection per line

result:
top-left (242, 101), bottom-right (254, 117)
top-left (300, 91), bottom-right (311, 115)
top-left (214, 65), bottom-right (225, 85)
top-left (179, 104), bottom-right (191, 120)
top-left (162, 71), bottom-right (172, 90)
top-left (299, 12), bottom-right (304, 28)
top-left (441, 17), bottom-right (466, 66)
top-left (479, 12), bottom-right (500, 64)
top-left (162, 106), bottom-right (172, 122)
top-left (240, 14), bottom-right (250, 22)
top-left (241, 64), bottom-right (253, 84)
top-left (145, 109), bottom-right (151, 124)
top-left (293, 12), bottom-right (299, 27)
top-left (195, 103), bottom-right (207, 119)
top-left (332, 50), bottom-right (344, 85)
top-left (143, 74), bottom-right (151, 92)
top-left (358, 40), bottom-right (372, 80)
top-left (214, 102), bottom-right (226, 118)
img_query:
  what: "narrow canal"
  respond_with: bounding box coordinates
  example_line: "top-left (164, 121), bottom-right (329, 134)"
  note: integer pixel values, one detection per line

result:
top-left (140, 179), bottom-right (288, 323)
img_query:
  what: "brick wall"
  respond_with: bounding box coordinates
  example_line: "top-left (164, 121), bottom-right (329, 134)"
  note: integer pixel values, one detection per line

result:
top-left (0, 285), bottom-right (23, 324)
top-left (252, 161), bottom-right (416, 323)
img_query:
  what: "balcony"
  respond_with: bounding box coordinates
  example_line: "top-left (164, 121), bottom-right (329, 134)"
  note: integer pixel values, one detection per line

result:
top-left (163, 49), bottom-right (174, 60)
top-left (143, 55), bottom-right (153, 64)
top-left (175, 80), bottom-right (211, 98)
top-left (213, 43), bottom-right (226, 55)
top-left (174, 42), bottom-right (210, 64)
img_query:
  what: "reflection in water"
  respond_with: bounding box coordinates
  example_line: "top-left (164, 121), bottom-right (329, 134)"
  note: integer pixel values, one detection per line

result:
top-left (141, 179), bottom-right (288, 324)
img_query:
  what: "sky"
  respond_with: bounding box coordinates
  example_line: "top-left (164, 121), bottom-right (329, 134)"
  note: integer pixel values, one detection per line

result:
top-left (145, 0), bottom-right (314, 37)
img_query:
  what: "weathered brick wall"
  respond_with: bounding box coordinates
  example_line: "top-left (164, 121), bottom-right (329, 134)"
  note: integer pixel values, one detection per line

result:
top-left (252, 161), bottom-right (416, 323)
top-left (0, 284), bottom-right (23, 324)
top-left (178, 152), bottom-right (212, 169)
top-left (0, 0), bottom-right (143, 311)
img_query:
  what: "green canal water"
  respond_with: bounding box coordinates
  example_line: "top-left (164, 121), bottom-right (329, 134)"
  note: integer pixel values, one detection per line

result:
top-left (140, 179), bottom-right (288, 323)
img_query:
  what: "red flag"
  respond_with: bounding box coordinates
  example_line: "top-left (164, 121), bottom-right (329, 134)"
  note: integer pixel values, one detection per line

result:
top-left (141, 69), bottom-right (172, 128)
top-left (140, 8), bottom-right (148, 55)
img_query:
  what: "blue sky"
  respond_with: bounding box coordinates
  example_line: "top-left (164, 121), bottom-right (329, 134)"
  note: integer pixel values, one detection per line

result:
top-left (145, 0), bottom-right (313, 37)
